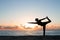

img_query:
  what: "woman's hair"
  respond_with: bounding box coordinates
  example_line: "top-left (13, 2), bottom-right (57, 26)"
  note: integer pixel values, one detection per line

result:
top-left (35, 18), bottom-right (38, 21)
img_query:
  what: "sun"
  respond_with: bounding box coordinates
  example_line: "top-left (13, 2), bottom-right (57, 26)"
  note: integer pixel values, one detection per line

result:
top-left (24, 23), bottom-right (36, 28)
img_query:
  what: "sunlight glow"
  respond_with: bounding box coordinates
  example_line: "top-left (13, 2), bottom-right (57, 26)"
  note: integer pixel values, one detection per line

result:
top-left (24, 23), bottom-right (36, 28)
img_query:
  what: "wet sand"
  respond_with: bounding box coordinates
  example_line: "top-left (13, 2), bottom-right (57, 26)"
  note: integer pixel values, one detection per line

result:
top-left (0, 35), bottom-right (60, 40)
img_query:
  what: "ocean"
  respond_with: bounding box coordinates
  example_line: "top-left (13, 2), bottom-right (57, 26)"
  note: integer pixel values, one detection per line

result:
top-left (0, 30), bottom-right (60, 36)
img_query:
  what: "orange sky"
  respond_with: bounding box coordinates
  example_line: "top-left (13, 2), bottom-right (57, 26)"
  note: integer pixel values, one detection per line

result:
top-left (0, 23), bottom-right (60, 31)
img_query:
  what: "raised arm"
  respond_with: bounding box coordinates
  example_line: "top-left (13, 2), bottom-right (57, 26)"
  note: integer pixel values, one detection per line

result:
top-left (28, 22), bottom-right (37, 24)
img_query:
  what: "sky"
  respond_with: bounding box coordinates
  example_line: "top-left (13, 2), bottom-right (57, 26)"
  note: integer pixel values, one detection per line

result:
top-left (0, 0), bottom-right (60, 26)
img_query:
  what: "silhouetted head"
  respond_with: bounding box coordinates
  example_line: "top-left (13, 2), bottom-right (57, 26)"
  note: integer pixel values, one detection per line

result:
top-left (35, 18), bottom-right (38, 21)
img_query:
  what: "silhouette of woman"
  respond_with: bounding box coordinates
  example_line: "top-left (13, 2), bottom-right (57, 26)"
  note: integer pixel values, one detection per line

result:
top-left (28, 16), bottom-right (51, 38)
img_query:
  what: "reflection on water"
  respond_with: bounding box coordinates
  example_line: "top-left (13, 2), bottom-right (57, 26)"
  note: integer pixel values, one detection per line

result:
top-left (0, 30), bottom-right (60, 36)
